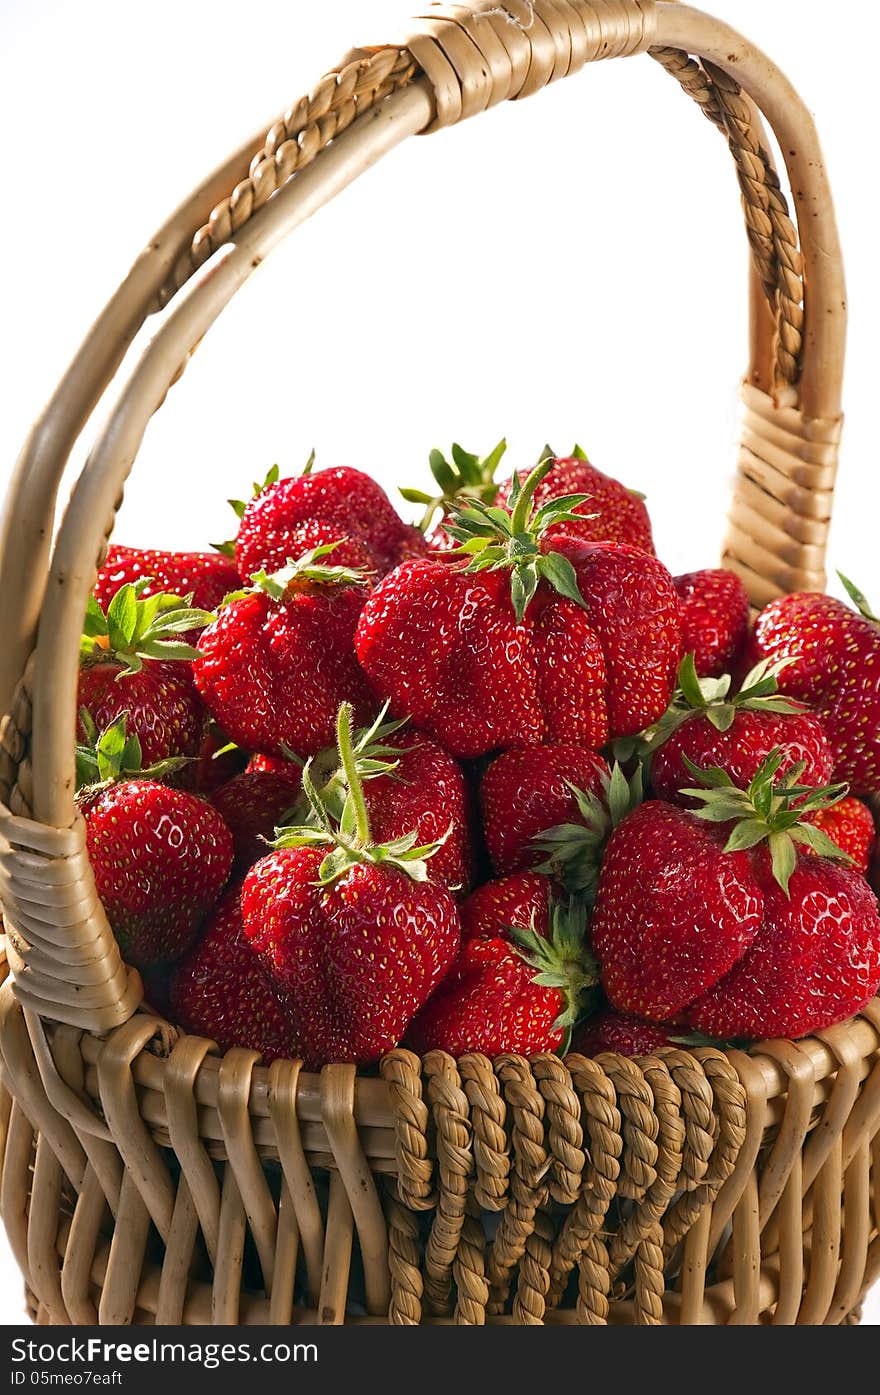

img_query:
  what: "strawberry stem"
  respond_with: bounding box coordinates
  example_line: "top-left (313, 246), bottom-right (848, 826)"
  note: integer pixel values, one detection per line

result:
top-left (335, 703), bottom-right (372, 848)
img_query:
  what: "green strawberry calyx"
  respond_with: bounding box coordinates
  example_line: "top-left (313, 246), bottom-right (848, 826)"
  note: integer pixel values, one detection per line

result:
top-left (81, 580), bottom-right (215, 675)
top-left (531, 763), bottom-right (644, 899)
top-left (75, 710), bottom-right (189, 794)
top-left (682, 747), bottom-right (853, 895)
top-left (225, 541), bottom-right (372, 603)
top-left (838, 571), bottom-right (880, 623)
top-left (273, 703), bottom-right (447, 885)
top-left (443, 457), bottom-right (598, 623)
top-left (401, 439), bottom-right (508, 534)
top-left (614, 654), bottom-right (805, 763)
top-left (508, 897), bottom-right (599, 1053)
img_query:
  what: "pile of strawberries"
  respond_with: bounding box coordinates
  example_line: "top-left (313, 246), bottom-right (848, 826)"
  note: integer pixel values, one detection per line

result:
top-left (74, 442), bottom-right (880, 1069)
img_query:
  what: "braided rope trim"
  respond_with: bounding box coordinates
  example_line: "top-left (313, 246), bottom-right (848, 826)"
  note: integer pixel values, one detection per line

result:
top-left (150, 38), bottom-right (800, 393)
top-left (649, 46), bottom-right (804, 388)
top-left (379, 1048), bottom-right (750, 1324)
top-left (155, 48), bottom-right (416, 308)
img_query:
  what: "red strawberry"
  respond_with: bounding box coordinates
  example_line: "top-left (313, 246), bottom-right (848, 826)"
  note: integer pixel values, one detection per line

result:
top-left (169, 889), bottom-right (297, 1061)
top-left (408, 885), bottom-right (596, 1057)
top-left (480, 745), bottom-right (609, 876)
top-left (673, 568), bottom-right (751, 678)
top-left (745, 577), bottom-right (880, 794)
top-left (235, 462), bottom-right (426, 582)
top-left (571, 1011), bottom-right (678, 1057)
top-left (592, 801), bottom-right (763, 1021)
top-left (805, 797), bottom-right (876, 876)
top-left (350, 726), bottom-right (474, 895)
top-left (498, 449), bottom-right (655, 555)
top-left (685, 851), bottom-right (880, 1040)
top-left (212, 769), bottom-right (303, 875)
top-left (641, 656), bottom-right (833, 806)
top-left (240, 704), bottom-right (459, 1068)
top-left (194, 544), bottom-right (376, 758)
top-left (82, 779), bottom-right (233, 968)
top-left (79, 583), bottom-right (212, 766)
top-left (593, 753), bottom-right (880, 1038)
top-left (94, 544), bottom-right (240, 612)
top-left (458, 869), bottom-right (551, 939)
top-left (355, 461), bottom-right (681, 758)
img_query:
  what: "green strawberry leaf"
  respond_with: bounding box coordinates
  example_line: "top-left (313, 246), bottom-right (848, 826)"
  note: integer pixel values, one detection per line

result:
top-left (536, 552), bottom-right (588, 611)
top-left (768, 831), bottom-right (797, 897)
top-left (838, 570), bottom-right (879, 623)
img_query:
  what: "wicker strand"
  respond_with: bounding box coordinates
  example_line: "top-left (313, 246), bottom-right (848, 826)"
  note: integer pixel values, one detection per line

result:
top-left (634, 1221), bottom-right (666, 1325)
top-left (649, 45), bottom-right (804, 387)
top-left (663, 1049), bottom-right (747, 1258)
top-left (457, 1053), bottom-right (509, 1212)
top-left (485, 1055), bottom-right (548, 1313)
top-left (453, 1211), bottom-right (490, 1324)
top-left (422, 1051), bottom-right (473, 1316)
top-left (380, 1049), bottom-right (436, 1210)
top-left (531, 1052), bottom-right (586, 1206)
top-left (609, 1056), bottom-right (685, 1276)
top-left (158, 49), bottom-right (416, 307)
top-left (546, 1055), bottom-right (621, 1308)
top-left (512, 1206), bottom-right (555, 1325)
top-left (576, 1233), bottom-right (612, 1325)
top-left (384, 1180), bottom-right (424, 1325)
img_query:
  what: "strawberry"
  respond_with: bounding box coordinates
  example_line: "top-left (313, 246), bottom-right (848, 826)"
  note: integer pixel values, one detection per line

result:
top-left (634, 656), bottom-right (833, 806)
top-left (355, 461), bottom-right (682, 758)
top-left (592, 801), bottom-right (763, 1021)
top-left (571, 1010), bottom-right (679, 1057)
top-left (240, 705), bottom-right (459, 1068)
top-left (94, 544), bottom-right (240, 612)
top-left (235, 459), bottom-right (426, 582)
top-left (79, 582), bottom-right (212, 766)
top-left (497, 447), bottom-right (655, 555)
top-left (169, 889), bottom-right (297, 1061)
top-left (212, 768), bottom-right (303, 875)
top-left (673, 568), bottom-right (751, 678)
top-left (685, 850), bottom-right (880, 1040)
top-left (194, 544), bottom-right (376, 758)
top-left (805, 797), bottom-right (876, 876)
top-left (458, 869), bottom-right (552, 939)
top-left (408, 885), bottom-right (597, 1057)
top-left (745, 576), bottom-right (880, 795)
top-left (81, 751), bottom-right (233, 968)
top-left (479, 745), bottom-right (609, 876)
top-left (593, 752), bottom-right (880, 1038)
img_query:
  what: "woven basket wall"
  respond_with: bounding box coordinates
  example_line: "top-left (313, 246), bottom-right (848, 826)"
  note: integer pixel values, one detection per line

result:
top-left (1, 0), bottom-right (878, 1327)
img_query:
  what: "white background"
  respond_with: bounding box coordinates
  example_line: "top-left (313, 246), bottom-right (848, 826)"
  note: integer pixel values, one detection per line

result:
top-left (0, 0), bottom-right (877, 1325)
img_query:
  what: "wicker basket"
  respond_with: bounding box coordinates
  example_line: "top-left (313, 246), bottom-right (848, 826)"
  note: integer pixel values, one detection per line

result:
top-left (0, 0), bottom-right (878, 1328)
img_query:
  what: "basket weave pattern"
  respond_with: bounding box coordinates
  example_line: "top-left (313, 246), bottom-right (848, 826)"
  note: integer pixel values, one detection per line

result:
top-left (0, 0), bottom-right (877, 1325)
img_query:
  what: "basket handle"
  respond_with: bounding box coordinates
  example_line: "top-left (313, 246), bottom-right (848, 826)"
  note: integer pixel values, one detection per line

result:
top-left (1, 0), bottom-right (846, 1035)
